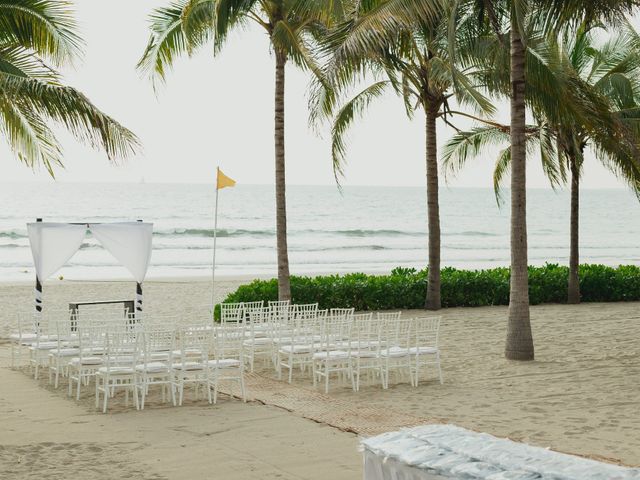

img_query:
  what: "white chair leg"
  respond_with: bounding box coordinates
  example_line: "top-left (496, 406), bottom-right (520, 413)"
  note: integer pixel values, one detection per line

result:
top-left (240, 374), bottom-right (246, 402)
top-left (102, 382), bottom-right (109, 413)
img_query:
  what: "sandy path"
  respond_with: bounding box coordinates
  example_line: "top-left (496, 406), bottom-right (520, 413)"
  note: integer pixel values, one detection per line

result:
top-left (0, 360), bottom-right (361, 479)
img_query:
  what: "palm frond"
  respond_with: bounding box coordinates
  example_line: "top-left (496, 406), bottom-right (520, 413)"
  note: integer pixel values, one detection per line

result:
top-left (331, 80), bottom-right (389, 181)
top-left (0, 73), bottom-right (140, 163)
top-left (0, 0), bottom-right (82, 65)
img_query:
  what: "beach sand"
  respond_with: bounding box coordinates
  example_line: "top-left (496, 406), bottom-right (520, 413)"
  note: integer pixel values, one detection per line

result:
top-left (1, 279), bottom-right (639, 479)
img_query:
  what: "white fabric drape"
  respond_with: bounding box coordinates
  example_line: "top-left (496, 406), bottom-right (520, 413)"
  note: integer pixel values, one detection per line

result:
top-left (27, 223), bottom-right (88, 281)
top-left (89, 222), bottom-right (153, 283)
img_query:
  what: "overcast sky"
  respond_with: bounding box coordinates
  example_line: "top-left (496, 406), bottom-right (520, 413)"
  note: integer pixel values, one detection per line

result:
top-left (0, 0), bottom-right (636, 189)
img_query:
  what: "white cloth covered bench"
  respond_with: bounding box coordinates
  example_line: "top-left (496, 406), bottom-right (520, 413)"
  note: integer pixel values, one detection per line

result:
top-left (361, 424), bottom-right (640, 480)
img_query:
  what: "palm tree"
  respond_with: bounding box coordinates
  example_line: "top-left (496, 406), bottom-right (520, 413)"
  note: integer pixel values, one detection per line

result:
top-left (0, 0), bottom-right (138, 174)
top-left (138, 0), bottom-right (346, 301)
top-left (443, 22), bottom-right (640, 304)
top-left (317, 1), bottom-right (493, 310)
top-left (470, 0), bottom-right (640, 360)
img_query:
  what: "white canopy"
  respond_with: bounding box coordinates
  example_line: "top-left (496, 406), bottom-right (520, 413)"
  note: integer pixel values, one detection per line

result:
top-left (27, 221), bottom-right (153, 283)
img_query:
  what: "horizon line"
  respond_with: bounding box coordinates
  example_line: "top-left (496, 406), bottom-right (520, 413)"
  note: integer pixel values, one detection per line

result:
top-left (0, 180), bottom-right (632, 191)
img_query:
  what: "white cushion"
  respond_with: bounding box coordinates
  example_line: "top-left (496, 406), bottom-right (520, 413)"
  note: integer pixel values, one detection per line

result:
top-left (98, 366), bottom-right (134, 375)
top-left (408, 346), bottom-right (438, 355)
top-left (279, 344), bottom-right (313, 354)
top-left (313, 350), bottom-right (349, 360)
top-left (207, 358), bottom-right (241, 368)
top-left (70, 356), bottom-right (102, 365)
top-left (350, 350), bottom-right (378, 358)
top-left (243, 337), bottom-right (272, 346)
top-left (29, 342), bottom-right (58, 351)
top-left (49, 348), bottom-right (80, 356)
top-left (172, 361), bottom-right (205, 371)
top-left (9, 333), bottom-right (37, 342)
top-left (172, 348), bottom-right (202, 357)
top-left (380, 347), bottom-right (410, 358)
top-left (149, 352), bottom-right (171, 361)
top-left (136, 362), bottom-right (169, 373)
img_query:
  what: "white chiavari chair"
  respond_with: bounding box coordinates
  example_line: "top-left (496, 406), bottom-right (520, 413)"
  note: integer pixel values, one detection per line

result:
top-left (95, 329), bottom-right (140, 413)
top-left (277, 307), bottom-right (319, 383)
top-left (293, 303), bottom-right (319, 320)
top-left (330, 308), bottom-right (355, 319)
top-left (313, 314), bottom-right (354, 393)
top-left (29, 310), bottom-right (66, 379)
top-left (48, 316), bottom-right (80, 388)
top-left (10, 312), bottom-right (39, 368)
top-left (380, 317), bottom-right (413, 389)
top-left (242, 301), bottom-right (264, 323)
top-left (220, 303), bottom-right (244, 327)
top-left (349, 312), bottom-right (383, 391)
top-left (409, 316), bottom-right (443, 386)
top-left (136, 326), bottom-right (176, 409)
top-left (269, 300), bottom-right (291, 326)
top-left (242, 308), bottom-right (272, 372)
top-left (68, 324), bottom-right (105, 400)
top-left (171, 325), bottom-right (211, 406)
top-left (208, 322), bottom-right (246, 404)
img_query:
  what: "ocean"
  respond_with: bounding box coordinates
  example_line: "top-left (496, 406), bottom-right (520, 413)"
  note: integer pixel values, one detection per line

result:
top-left (0, 182), bottom-right (639, 281)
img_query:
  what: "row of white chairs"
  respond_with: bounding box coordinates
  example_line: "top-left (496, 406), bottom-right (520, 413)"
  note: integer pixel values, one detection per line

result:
top-left (13, 312), bottom-right (246, 412)
top-left (222, 301), bottom-right (443, 393)
top-left (10, 300), bottom-right (442, 400)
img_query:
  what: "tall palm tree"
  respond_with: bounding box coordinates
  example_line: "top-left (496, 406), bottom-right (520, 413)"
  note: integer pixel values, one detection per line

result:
top-left (0, 0), bottom-right (138, 174)
top-left (138, 0), bottom-right (346, 301)
top-left (470, 0), bottom-right (640, 360)
top-left (316, 1), bottom-right (493, 310)
top-left (443, 23), bottom-right (640, 304)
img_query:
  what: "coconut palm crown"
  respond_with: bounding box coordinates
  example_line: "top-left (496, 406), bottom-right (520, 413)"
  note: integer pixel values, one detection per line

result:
top-left (315, 0), bottom-right (494, 310)
top-left (443, 22), bottom-right (640, 303)
top-left (0, 0), bottom-right (139, 175)
top-left (139, 0), bottom-right (348, 300)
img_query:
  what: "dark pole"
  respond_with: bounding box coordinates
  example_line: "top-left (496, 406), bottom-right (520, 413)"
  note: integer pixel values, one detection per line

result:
top-left (136, 219), bottom-right (143, 319)
top-left (35, 218), bottom-right (43, 317)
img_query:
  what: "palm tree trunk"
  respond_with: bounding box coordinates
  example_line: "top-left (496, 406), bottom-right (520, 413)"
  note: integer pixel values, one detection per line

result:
top-left (567, 157), bottom-right (580, 304)
top-left (505, 13), bottom-right (534, 361)
top-left (275, 51), bottom-right (291, 301)
top-left (425, 104), bottom-right (441, 310)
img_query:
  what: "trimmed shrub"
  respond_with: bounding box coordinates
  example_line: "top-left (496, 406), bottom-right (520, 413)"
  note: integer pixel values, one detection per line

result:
top-left (218, 264), bottom-right (640, 314)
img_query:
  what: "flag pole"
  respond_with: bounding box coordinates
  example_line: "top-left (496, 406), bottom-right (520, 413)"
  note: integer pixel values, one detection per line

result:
top-left (212, 167), bottom-right (220, 309)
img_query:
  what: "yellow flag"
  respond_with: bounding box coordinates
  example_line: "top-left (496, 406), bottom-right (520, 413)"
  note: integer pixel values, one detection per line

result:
top-left (216, 167), bottom-right (236, 190)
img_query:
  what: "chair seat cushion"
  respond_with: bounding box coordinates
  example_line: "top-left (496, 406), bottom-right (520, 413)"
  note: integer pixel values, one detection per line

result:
top-left (136, 362), bottom-right (169, 373)
top-left (380, 347), bottom-right (410, 358)
top-left (10, 333), bottom-right (37, 342)
top-left (70, 356), bottom-right (102, 366)
top-left (172, 361), bottom-right (205, 371)
top-left (279, 344), bottom-right (313, 354)
top-left (98, 366), bottom-right (134, 375)
top-left (49, 348), bottom-right (80, 357)
top-left (351, 350), bottom-right (378, 358)
top-left (243, 337), bottom-right (272, 346)
top-left (313, 350), bottom-right (349, 360)
top-left (408, 346), bottom-right (438, 355)
top-left (172, 348), bottom-right (202, 357)
top-left (207, 358), bottom-right (241, 368)
top-left (149, 352), bottom-right (171, 361)
top-left (29, 342), bottom-right (58, 351)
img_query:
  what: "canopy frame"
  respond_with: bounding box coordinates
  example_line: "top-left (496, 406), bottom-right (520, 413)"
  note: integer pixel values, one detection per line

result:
top-left (27, 219), bottom-right (153, 318)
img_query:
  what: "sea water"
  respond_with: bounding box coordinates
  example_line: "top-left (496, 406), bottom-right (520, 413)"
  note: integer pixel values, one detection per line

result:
top-left (0, 182), bottom-right (638, 281)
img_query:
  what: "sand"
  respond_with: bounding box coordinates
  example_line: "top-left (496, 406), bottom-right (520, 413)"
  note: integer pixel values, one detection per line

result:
top-left (1, 279), bottom-right (639, 478)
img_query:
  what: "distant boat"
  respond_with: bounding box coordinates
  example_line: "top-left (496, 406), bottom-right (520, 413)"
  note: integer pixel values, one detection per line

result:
top-left (139, 177), bottom-right (146, 184)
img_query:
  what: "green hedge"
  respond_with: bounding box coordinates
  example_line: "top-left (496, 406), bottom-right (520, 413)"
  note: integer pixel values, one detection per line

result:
top-left (218, 264), bottom-right (640, 313)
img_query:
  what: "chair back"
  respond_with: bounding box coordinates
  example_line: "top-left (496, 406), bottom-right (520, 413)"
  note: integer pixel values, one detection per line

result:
top-left (220, 303), bottom-right (244, 326)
